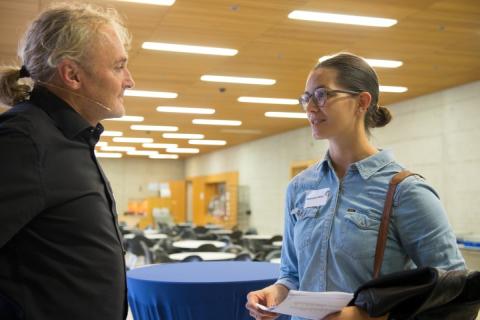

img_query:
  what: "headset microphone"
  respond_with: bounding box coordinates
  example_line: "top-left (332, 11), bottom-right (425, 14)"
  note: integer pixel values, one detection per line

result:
top-left (37, 80), bottom-right (112, 111)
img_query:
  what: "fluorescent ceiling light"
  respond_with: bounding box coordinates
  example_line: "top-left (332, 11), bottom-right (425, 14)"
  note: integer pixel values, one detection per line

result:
top-left (192, 119), bottom-right (242, 126)
top-left (124, 89), bottom-right (178, 99)
top-left (131, 125), bottom-right (178, 132)
top-left (166, 147), bottom-right (200, 154)
top-left (105, 115), bottom-right (144, 122)
top-left (238, 97), bottom-right (298, 105)
top-left (96, 141), bottom-right (108, 147)
top-left (113, 137), bottom-right (154, 143)
top-left (265, 112), bottom-right (308, 119)
top-left (117, 0), bottom-right (175, 5)
top-left (127, 150), bottom-right (159, 156)
top-left (102, 131), bottom-right (123, 137)
top-left (101, 146), bottom-right (136, 152)
top-left (380, 85), bottom-right (408, 93)
top-left (149, 154), bottom-right (179, 159)
top-left (163, 133), bottom-right (205, 139)
top-left (200, 75), bottom-right (276, 85)
top-left (142, 42), bottom-right (238, 56)
top-left (288, 10), bottom-right (397, 27)
top-left (319, 56), bottom-right (403, 68)
top-left (157, 106), bottom-right (215, 114)
top-left (221, 129), bottom-right (262, 135)
top-left (143, 143), bottom-right (178, 149)
top-left (95, 152), bottom-right (122, 158)
top-left (188, 140), bottom-right (227, 146)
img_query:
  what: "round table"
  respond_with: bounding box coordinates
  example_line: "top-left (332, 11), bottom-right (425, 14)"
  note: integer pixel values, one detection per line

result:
top-left (172, 240), bottom-right (226, 249)
top-left (273, 241), bottom-right (283, 247)
top-left (242, 234), bottom-right (273, 240)
top-left (145, 233), bottom-right (168, 240)
top-left (168, 252), bottom-right (236, 261)
top-left (270, 257), bottom-right (281, 264)
top-left (127, 262), bottom-right (288, 320)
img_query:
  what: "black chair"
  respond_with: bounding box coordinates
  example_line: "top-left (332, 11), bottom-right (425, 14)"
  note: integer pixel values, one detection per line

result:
top-left (197, 233), bottom-right (218, 240)
top-left (125, 237), bottom-right (153, 268)
top-left (182, 255), bottom-right (203, 262)
top-left (178, 228), bottom-right (197, 240)
top-left (264, 249), bottom-right (281, 262)
top-left (221, 244), bottom-right (244, 255)
top-left (245, 227), bottom-right (258, 235)
top-left (230, 230), bottom-right (243, 245)
top-left (234, 253), bottom-right (252, 261)
top-left (151, 247), bottom-right (172, 263)
top-left (194, 226), bottom-right (208, 235)
top-left (196, 244), bottom-right (219, 252)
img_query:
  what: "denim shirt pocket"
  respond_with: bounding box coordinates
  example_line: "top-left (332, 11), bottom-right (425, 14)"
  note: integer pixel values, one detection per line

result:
top-left (292, 207), bottom-right (319, 250)
top-left (339, 209), bottom-right (381, 259)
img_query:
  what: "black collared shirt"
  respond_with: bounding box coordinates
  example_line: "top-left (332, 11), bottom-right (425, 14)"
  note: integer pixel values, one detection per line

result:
top-left (0, 86), bottom-right (126, 319)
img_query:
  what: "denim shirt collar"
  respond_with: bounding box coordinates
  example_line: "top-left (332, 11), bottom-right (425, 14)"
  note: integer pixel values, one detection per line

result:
top-left (318, 149), bottom-right (396, 180)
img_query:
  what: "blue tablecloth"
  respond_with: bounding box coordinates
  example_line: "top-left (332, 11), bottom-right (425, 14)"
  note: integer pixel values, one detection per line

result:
top-left (127, 261), bottom-right (289, 320)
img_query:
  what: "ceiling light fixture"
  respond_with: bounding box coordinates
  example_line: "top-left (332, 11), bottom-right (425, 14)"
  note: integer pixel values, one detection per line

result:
top-left (102, 131), bottom-right (123, 137)
top-left (166, 147), bottom-right (200, 154)
top-left (127, 150), bottom-right (159, 156)
top-left (156, 106), bottom-right (215, 114)
top-left (149, 154), bottom-right (179, 159)
top-left (95, 152), bottom-right (122, 158)
top-left (288, 10), bottom-right (397, 27)
top-left (200, 75), bottom-right (276, 85)
top-left (117, 0), bottom-right (175, 5)
top-left (101, 146), bottom-right (136, 152)
top-left (142, 42), bottom-right (238, 56)
top-left (192, 119), bottom-right (242, 126)
top-left (188, 139), bottom-right (227, 146)
top-left (319, 56), bottom-right (403, 68)
top-left (105, 115), bottom-right (145, 122)
top-left (380, 86), bottom-right (408, 93)
top-left (124, 89), bottom-right (178, 98)
top-left (131, 125), bottom-right (178, 132)
top-left (238, 97), bottom-right (298, 105)
top-left (163, 133), bottom-right (205, 139)
top-left (143, 143), bottom-right (178, 149)
top-left (113, 137), bottom-right (154, 143)
top-left (264, 112), bottom-right (308, 119)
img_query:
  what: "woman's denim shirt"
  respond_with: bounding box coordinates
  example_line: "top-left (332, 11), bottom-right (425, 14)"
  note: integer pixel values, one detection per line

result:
top-left (276, 150), bottom-right (465, 298)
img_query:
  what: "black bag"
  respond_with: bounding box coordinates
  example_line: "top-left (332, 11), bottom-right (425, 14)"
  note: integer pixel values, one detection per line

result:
top-left (350, 266), bottom-right (480, 320)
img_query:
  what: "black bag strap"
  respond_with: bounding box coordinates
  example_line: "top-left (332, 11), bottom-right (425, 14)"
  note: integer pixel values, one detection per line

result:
top-left (373, 170), bottom-right (422, 279)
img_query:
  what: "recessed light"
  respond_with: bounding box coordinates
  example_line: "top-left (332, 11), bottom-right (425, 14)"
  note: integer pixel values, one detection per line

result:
top-left (166, 147), bottom-right (200, 154)
top-left (113, 137), bottom-right (154, 143)
top-left (200, 75), bottom-right (276, 85)
top-left (149, 154), bottom-right (179, 159)
top-left (238, 97), bottom-right (298, 105)
top-left (264, 112), bottom-right (308, 119)
top-left (156, 106), bottom-right (215, 114)
top-left (319, 56), bottom-right (403, 68)
top-left (102, 131), bottom-right (123, 137)
top-left (124, 89), bottom-right (177, 98)
top-left (192, 119), bottom-right (241, 126)
top-left (380, 86), bottom-right (408, 93)
top-left (130, 125), bottom-right (178, 132)
top-left (142, 42), bottom-right (238, 56)
top-left (288, 10), bottom-right (397, 27)
top-left (104, 115), bottom-right (145, 122)
top-left (95, 152), bottom-right (122, 158)
top-left (117, 0), bottom-right (175, 5)
top-left (188, 140), bottom-right (227, 146)
top-left (163, 133), bottom-right (205, 139)
top-left (143, 143), bottom-right (178, 149)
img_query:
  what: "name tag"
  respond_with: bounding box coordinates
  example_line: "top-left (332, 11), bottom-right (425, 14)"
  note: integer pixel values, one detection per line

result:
top-left (304, 188), bottom-right (330, 208)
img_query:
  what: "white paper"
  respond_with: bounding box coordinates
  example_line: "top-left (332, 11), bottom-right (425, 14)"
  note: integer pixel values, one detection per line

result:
top-left (256, 290), bottom-right (353, 320)
top-left (304, 188), bottom-right (330, 208)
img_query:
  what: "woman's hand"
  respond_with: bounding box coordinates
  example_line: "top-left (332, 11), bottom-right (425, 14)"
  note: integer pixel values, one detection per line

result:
top-left (323, 306), bottom-right (389, 320)
top-left (245, 284), bottom-right (289, 319)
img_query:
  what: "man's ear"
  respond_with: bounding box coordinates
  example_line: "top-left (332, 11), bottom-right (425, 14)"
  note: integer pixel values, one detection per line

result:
top-left (56, 59), bottom-right (81, 90)
top-left (357, 91), bottom-right (372, 114)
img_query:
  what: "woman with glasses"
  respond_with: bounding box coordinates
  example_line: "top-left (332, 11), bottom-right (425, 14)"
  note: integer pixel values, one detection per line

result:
top-left (246, 53), bottom-right (465, 320)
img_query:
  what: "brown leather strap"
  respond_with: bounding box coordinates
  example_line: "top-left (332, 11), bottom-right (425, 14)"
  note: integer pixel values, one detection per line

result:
top-left (373, 170), bottom-right (420, 279)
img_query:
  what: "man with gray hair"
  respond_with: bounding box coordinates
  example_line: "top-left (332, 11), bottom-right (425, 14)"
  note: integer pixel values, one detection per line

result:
top-left (0, 3), bottom-right (135, 319)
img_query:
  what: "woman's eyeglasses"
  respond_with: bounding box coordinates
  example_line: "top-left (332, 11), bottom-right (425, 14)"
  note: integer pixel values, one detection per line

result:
top-left (299, 87), bottom-right (361, 110)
